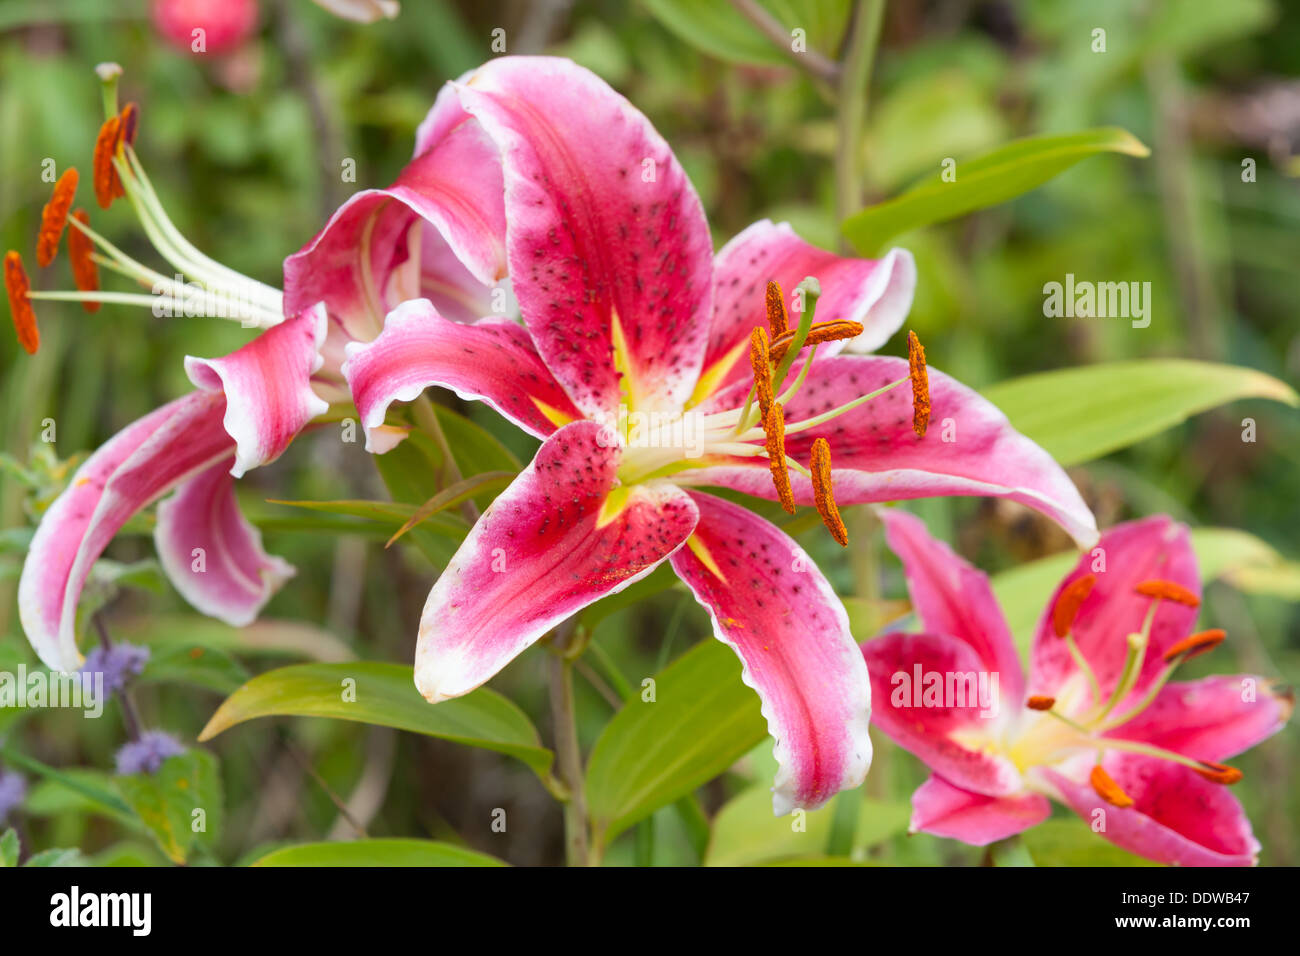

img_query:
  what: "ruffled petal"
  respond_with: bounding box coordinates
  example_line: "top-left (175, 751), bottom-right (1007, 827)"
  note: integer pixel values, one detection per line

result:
top-left (414, 420), bottom-right (698, 703)
top-left (668, 492), bottom-right (872, 815)
top-left (342, 298), bottom-right (582, 451)
top-left (1107, 674), bottom-right (1292, 763)
top-left (861, 630), bottom-right (1023, 796)
top-left (686, 355), bottom-right (1098, 547)
top-left (18, 392), bottom-right (233, 671)
top-left (19, 313), bottom-right (324, 671)
top-left (1029, 516), bottom-right (1199, 709)
top-left (282, 96), bottom-right (506, 341)
top-left (878, 507), bottom-right (1025, 703)
top-left (184, 304), bottom-right (329, 478)
top-left (909, 775), bottom-right (1050, 846)
top-left (453, 56), bottom-right (714, 419)
top-left (699, 219), bottom-right (915, 396)
top-left (1042, 755), bottom-right (1261, 866)
top-left (154, 456), bottom-right (295, 626)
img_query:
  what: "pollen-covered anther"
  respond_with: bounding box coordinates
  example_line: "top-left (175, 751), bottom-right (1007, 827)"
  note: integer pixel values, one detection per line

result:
top-left (92, 114), bottom-right (122, 209)
top-left (4, 251), bottom-right (39, 355)
top-left (119, 101), bottom-right (140, 147)
top-left (1134, 579), bottom-right (1200, 608)
top-left (765, 279), bottom-right (788, 337)
top-left (749, 326), bottom-right (774, 421)
top-left (68, 209), bottom-right (100, 312)
top-left (907, 330), bottom-right (930, 438)
top-left (763, 401), bottom-right (795, 515)
top-left (1089, 764), bottom-right (1134, 808)
top-left (1162, 628), bottom-right (1225, 663)
top-left (1051, 573), bottom-right (1097, 637)
top-left (1194, 760), bottom-right (1243, 785)
top-left (769, 319), bottom-right (864, 364)
top-left (111, 103), bottom-right (139, 199)
top-left (36, 169), bottom-right (79, 268)
top-left (1026, 695), bottom-right (1056, 711)
top-left (810, 437), bottom-right (848, 546)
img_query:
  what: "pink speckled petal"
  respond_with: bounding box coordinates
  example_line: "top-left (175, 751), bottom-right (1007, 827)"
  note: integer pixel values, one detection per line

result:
top-left (669, 492), bottom-right (872, 816)
top-left (861, 630), bottom-right (1022, 797)
top-left (414, 421), bottom-right (698, 703)
top-left (18, 392), bottom-right (233, 671)
top-left (283, 90), bottom-right (506, 341)
top-left (878, 507), bottom-right (1025, 704)
top-left (1107, 674), bottom-right (1292, 763)
top-left (342, 298), bottom-right (582, 451)
top-left (701, 219), bottom-right (915, 394)
top-left (687, 355), bottom-right (1098, 548)
top-left (909, 775), bottom-right (1050, 845)
top-left (154, 456), bottom-right (294, 627)
top-left (1043, 754), bottom-right (1261, 866)
top-left (184, 305), bottom-right (328, 478)
top-left (1030, 516), bottom-right (1199, 709)
top-left (454, 56), bottom-right (714, 419)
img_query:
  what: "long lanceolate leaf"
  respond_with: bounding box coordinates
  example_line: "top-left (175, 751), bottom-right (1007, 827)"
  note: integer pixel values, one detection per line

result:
top-left (842, 128), bottom-right (1150, 254)
top-left (199, 662), bottom-right (554, 783)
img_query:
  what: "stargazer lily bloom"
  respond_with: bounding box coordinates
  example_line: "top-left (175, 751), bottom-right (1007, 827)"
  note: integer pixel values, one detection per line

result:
top-left (863, 510), bottom-right (1292, 865)
top-left (7, 57), bottom-right (521, 672)
top-left (8, 69), bottom-right (329, 672)
top-left (340, 55), bottom-right (1098, 813)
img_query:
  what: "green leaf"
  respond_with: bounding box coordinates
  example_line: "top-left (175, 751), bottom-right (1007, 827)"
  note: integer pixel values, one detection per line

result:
top-left (0, 746), bottom-right (135, 824)
top-left (642, 0), bottom-right (849, 70)
top-left (23, 847), bottom-right (86, 867)
top-left (386, 470), bottom-right (514, 547)
top-left (982, 360), bottom-right (1299, 467)
top-left (250, 838), bottom-right (505, 867)
top-left (0, 829), bottom-right (17, 867)
top-left (433, 405), bottom-right (521, 476)
top-left (842, 127), bottom-right (1149, 254)
top-left (198, 661), bottom-right (554, 782)
top-left (1021, 819), bottom-right (1159, 867)
top-left (115, 749), bottom-right (223, 865)
top-left (585, 640), bottom-right (768, 849)
top-left (705, 785), bottom-right (910, 866)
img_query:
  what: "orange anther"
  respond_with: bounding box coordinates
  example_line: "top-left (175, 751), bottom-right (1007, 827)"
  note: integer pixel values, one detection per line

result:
top-left (1089, 764), bottom-right (1134, 808)
top-left (4, 251), bottom-right (39, 355)
top-left (36, 169), bottom-right (79, 267)
top-left (1135, 579), bottom-right (1200, 608)
top-left (810, 437), bottom-right (847, 546)
top-left (1052, 574), bottom-right (1097, 637)
top-left (908, 330), bottom-right (929, 438)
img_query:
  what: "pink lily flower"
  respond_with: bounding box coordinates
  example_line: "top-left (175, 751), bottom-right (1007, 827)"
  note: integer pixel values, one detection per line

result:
top-left (9, 57), bottom-right (500, 671)
top-left (340, 56), bottom-right (1098, 813)
top-left (9, 81), bottom-right (329, 673)
top-left (863, 509), bottom-right (1292, 865)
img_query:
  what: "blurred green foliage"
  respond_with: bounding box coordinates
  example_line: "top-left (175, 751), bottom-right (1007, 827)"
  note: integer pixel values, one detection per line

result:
top-left (0, 0), bottom-right (1296, 866)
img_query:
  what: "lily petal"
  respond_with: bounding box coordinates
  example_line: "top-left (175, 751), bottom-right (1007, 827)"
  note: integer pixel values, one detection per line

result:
top-left (701, 219), bottom-right (915, 395)
top-left (1043, 755), bottom-right (1261, 866)
top-left (1107, 674), bottom-right (1292, 763)
top-left (669, 491), bottom-right (872, 815)
top-left (861, 630), bottom-right (1023, 796)
top-left (687, 355), bottom-right (1098, 547)
top-left (414, 420), bottom-right (698, 703)
top-left (18, 311), bottom-right (326, 671)
top-left (154, 456), bottom-right (295, 626)
top-left (878, 507), bottom-right (1025, 703)
top-left (454, 56), bottom-right (714, 419)
top-left (18, 392), bottom-right (233, 671)
top-left (282, 97), bottom-right (506, 340)
top-left (909, 775), bottom-right (1050, 846)
top-left (1030, 516), bottom-right (1198, 707)
top-left (343, 298), bottom-right (583, 451)
top-left (185, 304), bottom-right (329, 478)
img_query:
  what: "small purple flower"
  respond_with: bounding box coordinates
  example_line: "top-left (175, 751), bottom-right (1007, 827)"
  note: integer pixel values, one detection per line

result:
top-left (0, 770), bottom-right (27, 823)
top-left (80, 642), bottom-right (150, 695)
top-left (114, 730), bottom-right (185, 776)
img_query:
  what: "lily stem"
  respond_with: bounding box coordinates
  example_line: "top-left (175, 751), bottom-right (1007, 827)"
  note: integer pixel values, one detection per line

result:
top-left (412, 394), bottom-right (479, 524)
top-left (547, 620), bottom-right (591, 866)
top-left (93, 614), bottom-right (141, 742)
top-left (834, 0), bottom-right (885, 245)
